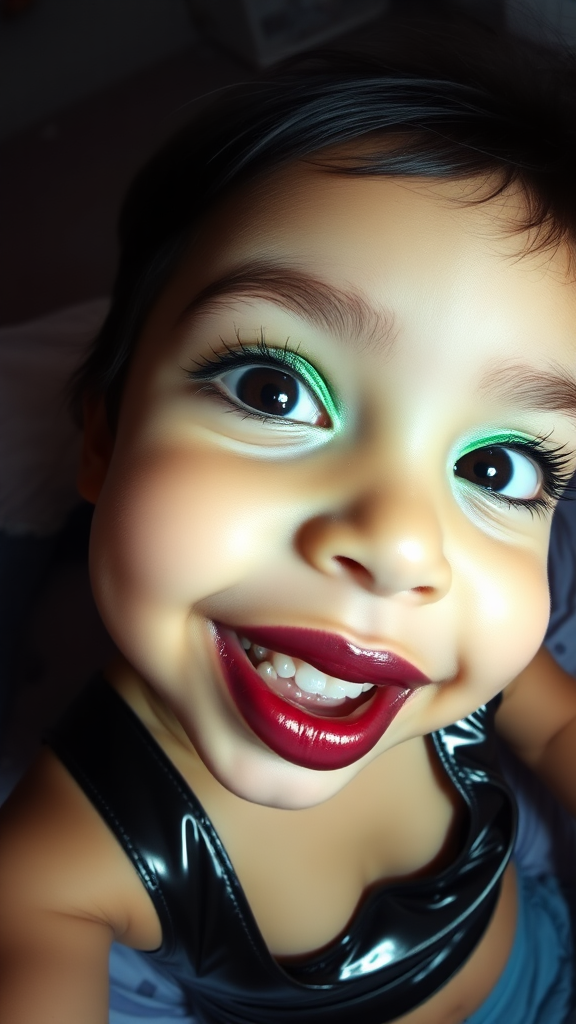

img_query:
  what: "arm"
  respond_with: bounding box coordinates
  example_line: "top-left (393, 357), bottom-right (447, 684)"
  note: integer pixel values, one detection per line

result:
top-left (0, 911), bottom-right (112, 1024)
top-left (496, 644), bottom-right (576, 816)
top-left (0, 749), bottom-right (159, 1023)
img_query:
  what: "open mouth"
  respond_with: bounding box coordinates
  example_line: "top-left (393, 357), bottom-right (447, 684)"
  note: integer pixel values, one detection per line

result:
top-left (242, 636), bottom-right (376, 718)
top-left (211, 623), bottom-right (429, 771)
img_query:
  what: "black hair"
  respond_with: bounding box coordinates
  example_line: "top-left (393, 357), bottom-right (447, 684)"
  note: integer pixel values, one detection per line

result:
top-left (69, 23), bottom-right (576, 427)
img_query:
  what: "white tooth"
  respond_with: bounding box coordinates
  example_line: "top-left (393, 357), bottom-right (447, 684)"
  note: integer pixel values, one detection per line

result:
top-left (252, 645), bottom-right (269, 661)
top-left (362, 682), bottom-right (375, 692)
top-left (323, 678), bottom-right (349, 698)
top-left (323, 677), bottom-right (367, 698)
top-left (257, 661), bottom-right (277, 682)
top-left (342, 681), bottom-right (364, 698)
top-left (295, 662), bottom-right (327, 694)
top-left (241, 636), bottom-right (251, 650)
top-left (272, 652), bottom-right (296, 678)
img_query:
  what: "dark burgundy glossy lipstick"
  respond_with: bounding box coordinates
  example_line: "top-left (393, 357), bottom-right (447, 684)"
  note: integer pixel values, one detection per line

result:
top-left (211, 623), bottom-right (431, 771)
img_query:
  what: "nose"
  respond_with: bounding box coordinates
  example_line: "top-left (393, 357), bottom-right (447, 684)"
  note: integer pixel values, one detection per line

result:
top-left (297, 486), bottom-right (451, 602)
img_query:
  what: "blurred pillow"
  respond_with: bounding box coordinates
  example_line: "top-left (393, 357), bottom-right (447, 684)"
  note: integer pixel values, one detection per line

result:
top-left (0, 299), bottom-right (109, 536)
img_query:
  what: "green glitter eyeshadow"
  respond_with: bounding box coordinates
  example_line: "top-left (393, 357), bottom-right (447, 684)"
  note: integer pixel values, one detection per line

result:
top-left (455, 430), bottom-right (536, 461)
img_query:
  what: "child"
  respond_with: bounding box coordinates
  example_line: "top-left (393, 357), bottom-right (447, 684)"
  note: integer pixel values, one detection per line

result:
top-left (1, 25), bottom-right (576, 1024)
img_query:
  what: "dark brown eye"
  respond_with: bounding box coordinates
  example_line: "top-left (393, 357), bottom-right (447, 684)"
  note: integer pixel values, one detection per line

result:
top-left (236, 368), bottom-right (298, 416)
top-left (454, 446), bottom-right (512, 490)
top-left (215, 363), bottom-right (328, 425)
top-left (454, 445), bottom-right (540, 498)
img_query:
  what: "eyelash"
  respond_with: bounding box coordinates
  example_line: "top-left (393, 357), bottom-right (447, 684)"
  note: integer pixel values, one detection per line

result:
top-left (185, 336), bottom-right (326, 424)
top-left (185, 343), bottom-right (576, 513)
top-left (473, 436), bottom-right (576, 516)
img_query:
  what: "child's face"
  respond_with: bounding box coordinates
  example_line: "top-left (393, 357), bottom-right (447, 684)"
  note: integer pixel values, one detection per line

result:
top-left (82, 162), bottom-right (576, 809)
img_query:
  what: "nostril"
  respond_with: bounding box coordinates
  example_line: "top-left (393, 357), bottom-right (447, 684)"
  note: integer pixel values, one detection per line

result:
top-left (334, 556), bottom-right (373, 585)
top-left (412, 586), bottom-right (434, 594)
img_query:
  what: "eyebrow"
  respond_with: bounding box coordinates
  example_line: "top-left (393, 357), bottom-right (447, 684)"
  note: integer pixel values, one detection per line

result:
top-left (178, 270), bottom-right (576, 426)
top-left (479, 361), bottom-right (576, 425)
top-left (178, 260), bottom-right (396, 350)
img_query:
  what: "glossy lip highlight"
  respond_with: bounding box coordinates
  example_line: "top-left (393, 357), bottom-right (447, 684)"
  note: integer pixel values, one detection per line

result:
top-left (211, 623), bottom-right (431, 771)
top-left (236, 625), bottom-right (431, 685)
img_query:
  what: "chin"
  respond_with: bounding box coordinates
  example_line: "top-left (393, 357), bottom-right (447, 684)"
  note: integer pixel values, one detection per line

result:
top-left (210, 744), bottom-right (362, 810)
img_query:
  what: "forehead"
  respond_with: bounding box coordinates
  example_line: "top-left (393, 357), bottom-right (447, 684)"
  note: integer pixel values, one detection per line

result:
top-left (167, 163), bottom-right (576, 369)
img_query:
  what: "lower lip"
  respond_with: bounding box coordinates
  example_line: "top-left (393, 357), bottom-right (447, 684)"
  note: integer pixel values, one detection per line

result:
top-left (211, 624), bottom-right (412, 771)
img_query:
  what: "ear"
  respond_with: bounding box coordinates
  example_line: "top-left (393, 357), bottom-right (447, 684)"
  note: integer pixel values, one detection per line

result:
top-left (77, 395), bottom-right (115, 504)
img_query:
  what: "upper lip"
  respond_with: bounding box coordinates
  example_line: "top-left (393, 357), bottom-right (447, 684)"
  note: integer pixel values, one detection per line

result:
top-left (228, 624), bottom-right (431, 688)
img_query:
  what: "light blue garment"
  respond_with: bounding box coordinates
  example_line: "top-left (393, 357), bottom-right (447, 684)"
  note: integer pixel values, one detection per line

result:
top-left (109, 943), bottom-right (196, 1023)
top-left (464, 872), bottom-right (573, 1024)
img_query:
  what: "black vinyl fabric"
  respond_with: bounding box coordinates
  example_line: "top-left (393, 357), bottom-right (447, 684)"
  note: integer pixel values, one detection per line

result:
top-left (46, 678), bottom-right (516, 1024)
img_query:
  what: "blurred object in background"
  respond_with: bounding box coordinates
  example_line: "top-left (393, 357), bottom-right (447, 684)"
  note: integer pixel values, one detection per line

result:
top-left (187, 0), bottom-right (387, 67)
top-left (0, 300), bottom-right (111, 742)
top-left (506, 0), bottom-right (576, 48)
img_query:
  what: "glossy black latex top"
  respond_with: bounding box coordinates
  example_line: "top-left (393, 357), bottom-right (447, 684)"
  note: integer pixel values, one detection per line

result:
top-left (47, 678), bottom-right (516, 1024)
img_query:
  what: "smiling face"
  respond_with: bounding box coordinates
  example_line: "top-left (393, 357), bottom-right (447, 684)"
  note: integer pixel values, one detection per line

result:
top-left (81, 162), bottom-right (576, 808)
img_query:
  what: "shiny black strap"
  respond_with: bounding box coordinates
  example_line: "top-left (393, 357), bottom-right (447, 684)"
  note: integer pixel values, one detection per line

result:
top-left (45, 677), bottom-right (278, 986)
top-left (46, 677), bottom-right (178, 953)
top-left (45, 678), bottom-right (516, 1024)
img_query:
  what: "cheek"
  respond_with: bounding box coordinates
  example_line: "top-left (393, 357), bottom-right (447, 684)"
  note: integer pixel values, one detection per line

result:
top-left (459, 543), bottom-right (550, 687)
top-left (89, 446), bottom-right (279, 616)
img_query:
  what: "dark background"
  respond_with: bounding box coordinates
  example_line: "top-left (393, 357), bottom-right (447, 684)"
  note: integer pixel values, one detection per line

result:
top-left (0, 0), bottom-right (515, 327)
top-left (4, 0), bottom-right (576, 326)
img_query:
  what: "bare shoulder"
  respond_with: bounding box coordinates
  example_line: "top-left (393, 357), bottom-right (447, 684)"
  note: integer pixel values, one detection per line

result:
top-left (0, 746), bottom-right (162, 951)
top-left (496, 644), bottom-right (576, 765)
